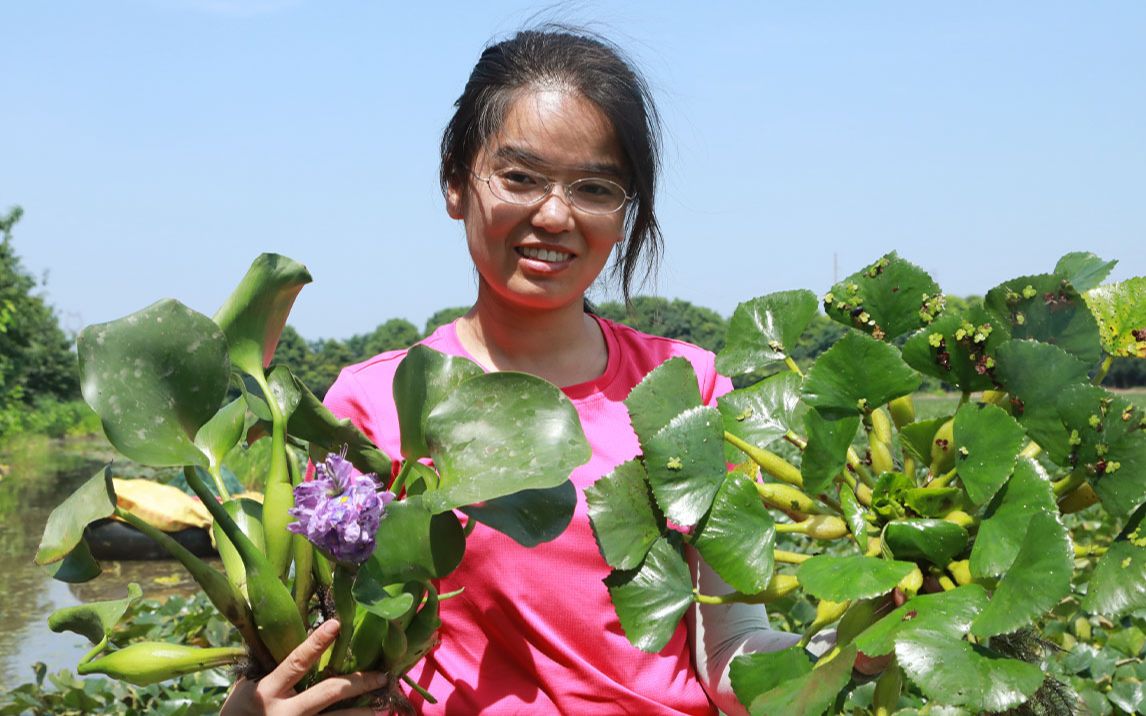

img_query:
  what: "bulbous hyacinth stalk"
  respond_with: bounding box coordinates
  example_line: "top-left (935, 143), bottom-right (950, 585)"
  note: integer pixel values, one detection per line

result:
top-left (288, 452), bottom-right (394, 565)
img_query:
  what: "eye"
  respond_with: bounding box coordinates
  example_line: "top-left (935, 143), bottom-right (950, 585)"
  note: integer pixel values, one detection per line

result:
top-left (574, 179), bottom-right (623, 200)
top-left (498, 169), bottom-right (542, 188)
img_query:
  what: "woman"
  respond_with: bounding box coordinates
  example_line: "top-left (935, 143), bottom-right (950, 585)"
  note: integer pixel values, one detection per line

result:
top-left (224, 27), bottom-right (807, 716)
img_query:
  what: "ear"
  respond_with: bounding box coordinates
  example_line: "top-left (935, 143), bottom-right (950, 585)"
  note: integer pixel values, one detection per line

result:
top-left (446, 179), bottom-right (465, 220)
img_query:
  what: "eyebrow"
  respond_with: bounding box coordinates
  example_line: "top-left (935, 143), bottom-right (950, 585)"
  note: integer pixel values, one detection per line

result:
top-left (492, 145), bottom-right (626, 178)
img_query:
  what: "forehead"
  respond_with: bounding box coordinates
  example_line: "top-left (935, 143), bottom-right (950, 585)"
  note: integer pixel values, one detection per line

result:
top-left (484, 89), bottom-right (626, 177)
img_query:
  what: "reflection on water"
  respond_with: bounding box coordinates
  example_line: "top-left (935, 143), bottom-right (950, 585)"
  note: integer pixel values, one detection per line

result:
top-left (0, 436), bottom-right (207, 688)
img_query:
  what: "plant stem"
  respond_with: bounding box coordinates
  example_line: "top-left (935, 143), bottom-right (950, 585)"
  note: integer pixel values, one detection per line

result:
top-left (929, 468), bottom-right (958, 489)
top-left (1092, 354), bottom-right (1114, 386)
top-left (785, 356), bottom-right (804, 377)
top-left (774, 549), bottom-right (811, 564)
top-left (959, 390), bottom-right (972, 406)
top-left (402, 674), bottom-right (438, 704)
top-left (724, 431), bottom-right (804, 487)
top-left (817, 494), bottom-right (844, 516)
top-left (389, 460), bottom-right (414, 496)
top-left (845, 448), bottom-right (875, 487)
top-left (1074, 544), bottom-right (1108, 558)
top-left (1019, 441), bottom-right (1042, 460)
top-left (1053, 469), bottom-right (1087, 497)
top-left (784, 431), bottom-right (807, 451)
top-left (325, 565), bottom-right (356, 675)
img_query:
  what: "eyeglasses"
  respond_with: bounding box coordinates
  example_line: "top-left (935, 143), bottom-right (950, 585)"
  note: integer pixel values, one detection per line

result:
top-left (471, 167), bottom-right (632, 215)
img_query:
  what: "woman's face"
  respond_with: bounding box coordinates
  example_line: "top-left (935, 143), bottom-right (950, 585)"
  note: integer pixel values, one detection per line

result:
top-left (447, 89), bottom-right (627, 313)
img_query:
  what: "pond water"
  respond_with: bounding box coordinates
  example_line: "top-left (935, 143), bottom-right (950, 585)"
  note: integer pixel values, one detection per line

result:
top-left (0, 436), bottom-right (205, 688)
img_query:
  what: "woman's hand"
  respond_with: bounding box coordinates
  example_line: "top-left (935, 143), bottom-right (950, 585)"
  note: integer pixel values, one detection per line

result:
top-left (221, 620), bottom-right (386, 716)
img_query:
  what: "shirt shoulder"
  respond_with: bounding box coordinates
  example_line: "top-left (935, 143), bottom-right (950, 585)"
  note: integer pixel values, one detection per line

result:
top-left (598, 318), bottom-right (732, 405)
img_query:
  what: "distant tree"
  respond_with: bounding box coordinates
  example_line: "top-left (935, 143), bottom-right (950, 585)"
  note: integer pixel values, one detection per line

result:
top-left (423, 306), bottom-right (469, 336)
top-left (0, 207), bottom-right (79, 407)
top-left (595, 296), bottom-right (727, 353)
top-left (347, 318), bottom-right (420, 358)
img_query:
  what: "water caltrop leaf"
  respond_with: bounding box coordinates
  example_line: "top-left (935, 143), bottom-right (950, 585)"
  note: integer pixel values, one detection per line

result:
top-left (586, 460), bottom-right (662, 570)
top-left (839, 482), bottom-right (870, 552)
top-left (36, 466), bottom-right (117, 565)
top-left (730, 647), bottom-right (812, 711)
top-left (421, 371), bottom-right (591, 514)
top-left (953, 402), bottom-right (1025, 506)
top-left (1084, 276), bottom-right (1146, 358)
top-left (717, 289), bottom-right (819, 377)
top-left (899, 417), bottom-right (950, 464)
top-left (193, 398), bottom-right (246, 471)
top-left (43, 539), bottom-right (102, 583)
top-left (797, 556), bottom-right (917, 602)
top-left (78, 299), bottom-right (230, 468)
top-left (213, 253), bottom-right (312, 378)
top-left (802, 331), bottom-right (922, 419)
top-left (718, 371), bottom-right (803, 457)
top-left (883, 519), bottom-right (969, 567)
top-left (970, 458), bottom-right (1057, 579)
top-left (984, 273), bottom-right (1102, 366)
top-left (993, 340), bottom-right (1090, 464)
top-left (801, 410), bottom-right (860, 495)
top-left (694, 471), bottom-right (776, 593)
top-left (896, 630), bottom-right (1043, 712)
top-left (604, 536), bottom-right (694, 653)
top-left (1055, 252), bottom-right (1118, 292)
top-left (749, 644), bottom-right (857, 716)
top-left (855, 585), bottom-right (988, 658)
top-left (461, 481), bottom-right (576, 547)
top-left (901, 306), bottom-right (1011, 393)
top-left (971, 512), bottom-right (1072, 638)
top-left (823, 252), bottom-right (942, 341)
top-left (625, 357), bottom-right (702, 446)
top-left (48, 583), bottom-right (143, 645)
top-left (643, 406), bottom-right (728, 526)
top-left (1055, 384), bottom-right (1146, 517)
top-left (393, 345), bottom-right (484, 461)
top-left (1082, 540), bottom-right (1146, 617)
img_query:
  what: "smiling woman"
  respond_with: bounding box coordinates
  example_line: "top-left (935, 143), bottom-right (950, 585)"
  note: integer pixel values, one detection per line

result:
top-left (222, 26), bottom-right (805, 716)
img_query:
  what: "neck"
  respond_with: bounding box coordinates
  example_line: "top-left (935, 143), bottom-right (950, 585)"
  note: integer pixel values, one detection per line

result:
top-left (456, 284), bottom-right (608, 387)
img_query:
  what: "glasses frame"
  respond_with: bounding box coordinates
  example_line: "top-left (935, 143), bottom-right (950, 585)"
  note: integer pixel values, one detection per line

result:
top-left (470, 167), bottom-right (633, 216)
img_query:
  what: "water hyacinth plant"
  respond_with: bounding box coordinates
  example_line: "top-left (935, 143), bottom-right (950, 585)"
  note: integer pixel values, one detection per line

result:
top-left (33, 254), bottom-right (590, 711)
top-left (589, 251), bottom-right (1146, 714)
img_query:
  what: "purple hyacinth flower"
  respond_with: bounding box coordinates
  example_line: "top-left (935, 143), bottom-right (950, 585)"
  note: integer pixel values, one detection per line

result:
top-left (288, 452), bottom-right (394, 565)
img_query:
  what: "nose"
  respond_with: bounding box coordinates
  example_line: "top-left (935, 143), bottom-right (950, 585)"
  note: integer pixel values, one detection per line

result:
top-left (531, 185), bottom-right (576, 233)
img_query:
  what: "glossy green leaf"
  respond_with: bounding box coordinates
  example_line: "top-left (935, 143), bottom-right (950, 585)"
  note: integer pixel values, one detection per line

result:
top-left (718, 371), bottom-right (803, 458)
top-left (35, 466), bottom-right (117, 565)
top-left (352, 575), bottom-right (416, 621)
top-left (797, 556), bottom-right (916, 602)
top-left (749, 644), bottom-right (856, 716)
top-left (1056, 383), bottom-right (1146, 516)
top-left (801, 410), bottom-right (860, 495)
top-left (460, 481), bottom-right (576, 547)
top-left (394, 584), bottom-right (442, 674)
top-left (392, 345), bottom-right (484, 460)
top-left (953, 402), bottom-right (1025, 506)
top-left (903, 487), bottom-right (962, 517)
top-left (48, 583), bottom-right (143, 645)
top-left (78, 299), bottom-right (230, 467)
top-left (717, 289), bottom-right (819, 377)
top-left (625, 357), bottom-right (702, 446)
top-left (899, 417), bottom-right (950, 464)
top-left (855, 585), bottom-right (988, 658)
top-left (901, 306), bottom-right (1011, 393)
top-left (896, 631), bottom-right (1043, 712)
top-left (994, 340), bottom-right (1090, 463)
top-left (586, 460), bottom-right (662, 570)
top-left (970, 458), bottom-right (1057, 579)
top-left (420, 371), bottom-right (590, 514)
top-left (212, 497), bottom-right (264, 599)
top-left (604, 535), bottom-right (693, 653)
top-left (1084, 276), bottom-right (1146, 358)
top-left (730, 647), bottom-right (812, 711)
top-left (802, 331), bottom-right (922, 419)
top-left (884, 519), bottom-right (968, 567)
top-left (1055, 252), bottom-right (1118, 292)
top-left (694, 471), bottom-right (776, 593)
top-left (642, 406), bottom-right (727, 526)
top-left (264, 364), bottom-right (302, 420)
top-left (44, 539), bottom-right (102, 583)
top-left (840, 482), bottom-right (870, 552)
top-left (213, 253), bottom-right (312, 377)
top-left (971, 512), bottom-right (1071, 637)
top-left (1082, 540), bottom-right (1146, 617)
top-left (193, 398), bottom-right (246, 471)
top-left (985, 273), bottom-right (1102, 366)
top-left (366, 497), bottom-right (465, 582)
top-left (282, 367), bottom-right (392, 477)
top-left (871, 471), bottom-right (914, 521)
top-left (823, 253), bottom-right (942, 341)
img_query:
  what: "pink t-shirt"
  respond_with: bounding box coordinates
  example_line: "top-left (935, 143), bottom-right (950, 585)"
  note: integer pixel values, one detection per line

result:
top-left (323, 317), bottom-right (733, 715)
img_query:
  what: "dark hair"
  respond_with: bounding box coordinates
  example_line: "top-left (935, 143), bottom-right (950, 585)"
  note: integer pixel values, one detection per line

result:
top-left (440, 26), bottom-right (663, 303)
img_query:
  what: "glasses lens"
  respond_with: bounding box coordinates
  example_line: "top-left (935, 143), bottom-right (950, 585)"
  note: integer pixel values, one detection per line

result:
top-left (488, 169), bottom-right (548, 204)
top-left (569, 178), bottom-right (627, 214)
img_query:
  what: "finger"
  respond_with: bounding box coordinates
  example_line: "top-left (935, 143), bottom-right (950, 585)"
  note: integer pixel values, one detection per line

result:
top-left (261, 619), bottom-right (342, 695)
top-left (292, 671), bottom-right (387, 715)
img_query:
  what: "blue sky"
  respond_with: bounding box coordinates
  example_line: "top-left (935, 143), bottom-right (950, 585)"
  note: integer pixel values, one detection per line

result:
top-left (2, 1), bottom-right (1143, 340)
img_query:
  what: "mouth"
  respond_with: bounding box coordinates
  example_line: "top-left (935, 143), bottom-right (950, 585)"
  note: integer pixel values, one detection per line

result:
top-left (517, 246), bottom-right (574, 263)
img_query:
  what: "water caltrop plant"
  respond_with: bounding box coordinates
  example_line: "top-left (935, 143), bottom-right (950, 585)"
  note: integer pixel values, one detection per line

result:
top-left (588, 251), bottom-right (1146, 714)
top-left (33, 254), bottom-right (590, 710)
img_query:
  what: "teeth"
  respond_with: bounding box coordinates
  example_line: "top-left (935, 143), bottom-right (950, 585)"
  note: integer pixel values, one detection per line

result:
top-left (520, 247), bottom-right (572, 262)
